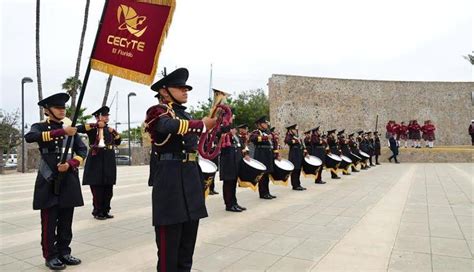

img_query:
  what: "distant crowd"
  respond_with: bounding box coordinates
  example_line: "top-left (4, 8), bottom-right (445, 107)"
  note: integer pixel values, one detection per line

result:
top-left (385, 120), bottom-right (436, 148)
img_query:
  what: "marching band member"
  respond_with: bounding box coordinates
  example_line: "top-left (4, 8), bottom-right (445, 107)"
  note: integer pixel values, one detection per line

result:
top-left (284, 124), bottom-right (307, 191)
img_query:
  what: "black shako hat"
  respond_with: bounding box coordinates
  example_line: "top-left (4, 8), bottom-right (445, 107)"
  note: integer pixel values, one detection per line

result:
top-left (237, 124), bottom-right (248, 129)
top-left (286, 124), bottom-right (297, 130)
top-left (348, 133), bottom-right (355, 137)
top-left (270, 127), bottom-right (275, 132)
top-left (337, 129), bottom-right (345, 136)
top-left (255, 116), bottom-right (268, 124)
top-left (357, 130), bottom-right (364, 135)
top-left (37, 93), bottom-right (69, 108)
top-left (91, 106), bottom-right (110, 117)
top-left (327, 129), bottom-right (336, 134)
top-left (151, 68), bottom-right (193, 92)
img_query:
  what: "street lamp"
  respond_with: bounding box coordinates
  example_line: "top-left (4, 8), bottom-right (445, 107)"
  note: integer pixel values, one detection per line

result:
top-left (21, 77), bottom-right (33, 173)
top-left (127, 92), bottom-right (136, 166)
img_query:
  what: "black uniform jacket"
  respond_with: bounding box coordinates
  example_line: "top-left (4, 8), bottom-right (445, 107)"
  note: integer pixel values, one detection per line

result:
top-left (285, 132), bottom-right (304, 169)
top-left (310, 133), bottom-right (326, 163)
top-left (77, 124), bottom-right (121, 185)
top-left (249, 129), bottom-right (278, 173)
top-left (219, 133), bottom-right (243, 181)
top-left (25, 119), bottom-right (87, 210)
top-left (145, 102), bottom-right (208, 226)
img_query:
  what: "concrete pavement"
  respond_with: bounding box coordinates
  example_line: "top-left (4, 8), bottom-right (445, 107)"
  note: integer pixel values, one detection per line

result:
top-left (1, 163), bottom-right (472, 271)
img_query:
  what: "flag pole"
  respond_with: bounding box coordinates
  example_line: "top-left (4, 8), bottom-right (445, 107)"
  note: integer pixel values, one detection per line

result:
top-left (55, 0), bottom-right (110, 195)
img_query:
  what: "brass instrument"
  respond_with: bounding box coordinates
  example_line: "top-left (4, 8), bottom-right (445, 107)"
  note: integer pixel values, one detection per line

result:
top-left (198, 88), bottom-right (233, 160)
top-left (97, 126), bottom-right (106, 148)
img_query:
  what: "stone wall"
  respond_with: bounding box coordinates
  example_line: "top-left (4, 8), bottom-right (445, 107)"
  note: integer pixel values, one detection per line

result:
top-left (269, 75), bottom-right (474, 146)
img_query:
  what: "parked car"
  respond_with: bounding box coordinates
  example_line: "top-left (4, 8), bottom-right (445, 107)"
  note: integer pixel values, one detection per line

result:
top-left (115, 155), bottom-right (131, 165)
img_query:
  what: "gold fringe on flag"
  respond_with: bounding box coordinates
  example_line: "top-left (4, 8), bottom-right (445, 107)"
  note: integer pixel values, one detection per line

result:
top-left (269, 175), bottom-right (289, 186)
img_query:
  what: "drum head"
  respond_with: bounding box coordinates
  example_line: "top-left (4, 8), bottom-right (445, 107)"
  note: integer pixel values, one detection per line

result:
top-left (243, 158), bottom-right (267, 171)
top-left (359, 151), bottom-right (370, 158)
top-left (327, 153), bottom-right (342, 161)
top-left (274, 159), bottom-right (294, 171)
top-left (340, 155), bottom-right (353, 163)
top-left (198, 157), bottom-right (217, 174)
top-left (305, 155), bottom-right (322, 166)
top-left (350, 153), bottom-right (361, 160)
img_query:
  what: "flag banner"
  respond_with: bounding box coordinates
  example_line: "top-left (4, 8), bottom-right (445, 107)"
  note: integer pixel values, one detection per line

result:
top-left (91, 0), bottom-right (176, 85)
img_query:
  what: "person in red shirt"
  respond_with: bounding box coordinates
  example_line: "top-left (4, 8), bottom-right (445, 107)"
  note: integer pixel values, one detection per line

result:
top-left (421, 120), bottom-right (429, 147)
top-left (469, 120), bottom-right (474, 146)
top-left (408, 120), bottom-right (422, 148)
top-left (424, 120), bottom-right (436, 148)
top-left (398, 121), bottom-right (409, 148)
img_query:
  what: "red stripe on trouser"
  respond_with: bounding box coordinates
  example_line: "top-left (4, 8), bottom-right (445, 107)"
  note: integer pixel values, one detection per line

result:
top-left (160, 226), bottom-right (166, 271)
top-left (41, 209), bottom-right (49, 259)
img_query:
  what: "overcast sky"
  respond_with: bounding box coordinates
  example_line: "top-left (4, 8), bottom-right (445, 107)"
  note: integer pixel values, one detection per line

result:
top-left (1, 0), bottom-right (472, 131)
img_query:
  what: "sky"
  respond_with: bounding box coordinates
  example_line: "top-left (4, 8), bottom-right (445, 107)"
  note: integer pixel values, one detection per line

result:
top-left (1, 0), bottom-right (472, 131)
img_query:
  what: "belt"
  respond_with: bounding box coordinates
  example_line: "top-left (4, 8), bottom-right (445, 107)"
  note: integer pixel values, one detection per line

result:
top-left (96, 145), bottom-right (114, 150)
top-left (41, 147), bottom-right (73, 154)
top-left (158, 152), bottom-right (198, 162)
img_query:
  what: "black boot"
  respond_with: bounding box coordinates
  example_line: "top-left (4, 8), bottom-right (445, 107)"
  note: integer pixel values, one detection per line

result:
top-left (45, 258), bottom-right (66, 270)
top-left (59, 255), bottom-right (81, 266)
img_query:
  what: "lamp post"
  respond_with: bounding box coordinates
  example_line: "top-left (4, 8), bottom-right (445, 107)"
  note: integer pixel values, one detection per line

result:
top-left (21, 77), bottom-right (33, 173)
top-left (127, 92), bottom-right (136, 166)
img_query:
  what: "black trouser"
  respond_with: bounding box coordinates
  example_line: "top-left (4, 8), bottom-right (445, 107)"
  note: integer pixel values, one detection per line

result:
top-left (40, 206), bottom-right (74, 261)
top-left (258, 173), bottom-right (270, 197)
top-left (388, 150), bottom-right (399, 162)
top-left (369, 156), bottom-right (374, 165)
top-left (223, 179), bottom-right (237, 208)
top-left (351, 164), bottom-right (358, 171)
top-left (90, 185), bottom-right (113, 216)
top-left (291, 169), bottom-right (302, 188)
top-left (155, 220), bottom-right (199, 272)
top-left (471, 134), bottom-right (474, 145)
top-left (375, 155), bottom-right (379, 164)
top-left (315, 166), bottom-right (324, 182)
top-left (330, 168), bottom-right (339, 178)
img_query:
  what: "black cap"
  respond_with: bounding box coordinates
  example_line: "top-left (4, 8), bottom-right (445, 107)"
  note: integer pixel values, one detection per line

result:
top-left (304, 130), bottom-right (311, 134)
top-left (357, 130), bottom-right (364, 135)
top-left (237, 124), bottom-right (248, 129)
top-left (270, 127), bottom-right (275, 132)
top-left (348, 133), bottom-right (354, 137)
top-left (91, 106), bottom-right (110, 117)
top-left (327, 129), bottom-right (336, 134)
top-left (255, 116), bottom-right (268, 124)
top-left (313, 126), bottom-right (320, 132)
top-left (286, 124), bottom-right (297, 130)
top-left (151, 68), bottom-right (193, 92)
top-left (37, 93), bottom-right (70, 108)
top-left (337, 129), bottom-right (345, 136)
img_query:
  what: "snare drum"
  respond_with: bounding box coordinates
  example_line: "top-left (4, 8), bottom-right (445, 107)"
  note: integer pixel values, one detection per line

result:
top-left (339, 155), bottom-right (353, 169)
top-left (238, 158), bottom-right (267, 191)
top-left (325, 153), bottom-right (342, 169)
top-left (302, 155), bottom-right (322, 176)
top-left (358, 151), bottom-right (370, 159)
top-left (270, 159), bottom-right (294, 185)
top-left (198, 157), bottom-right (218, 198)
top-left (349, 152), bottom-right (361, 164)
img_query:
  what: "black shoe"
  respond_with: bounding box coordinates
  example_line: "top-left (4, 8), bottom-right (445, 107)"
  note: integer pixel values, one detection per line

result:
top-left (331, 176), bottom-right (341, 179)
top-left (236, 204), bottom-right (247, 211)
top-left (260, 195), bottom-right (273, 200)
top-left (269, 194), bottom-right (277, 198)
top-left (376, 162), bottom-right (381, 165)
top-left (395, 161), bottom-right (400, 164)
top-left (352, 170), bottom-right (360, 172)
top-left (105, 213), bottom-right (114, 219)
top-left (59, 254), bottom-right (81, 265)
top-left (45, 258), bottom-right (66, 270)
top-left (315, 180), bottom-right (326, 184)
top-left (343, 172), bottom-right (350, 175)
top-left (209, 190), bottom-right (219, 195)
top-left (370, 164), bottom-right (375, 166)
top-left (292, 186), bottom-right (305, 191)
top-left (388, 158), bottom-right (392, 162)
top-left (94, 215), bottom-right (107, 220)
top-left (226, 205), bottom-right (242, 212)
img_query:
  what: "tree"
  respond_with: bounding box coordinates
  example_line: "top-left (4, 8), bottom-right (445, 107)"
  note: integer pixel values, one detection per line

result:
top-left (0, 110), bottom-right (21, 174)
top-left (190, 88), bottom-right (269, 130)
top-left (66, 106), bottom-right (92, 125)
top-left (102, 75), bottom-right (114, 106)
top-left (68, 0), bottom-right (91, 112)
top-left (62, 76), bottom-right (82, 109)
top-left (120, 126), bottom-right (143, 146)
top-left (463, 53), bottom-right (474, 65)
top-left (35, 0), bottom-right (44, 120)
